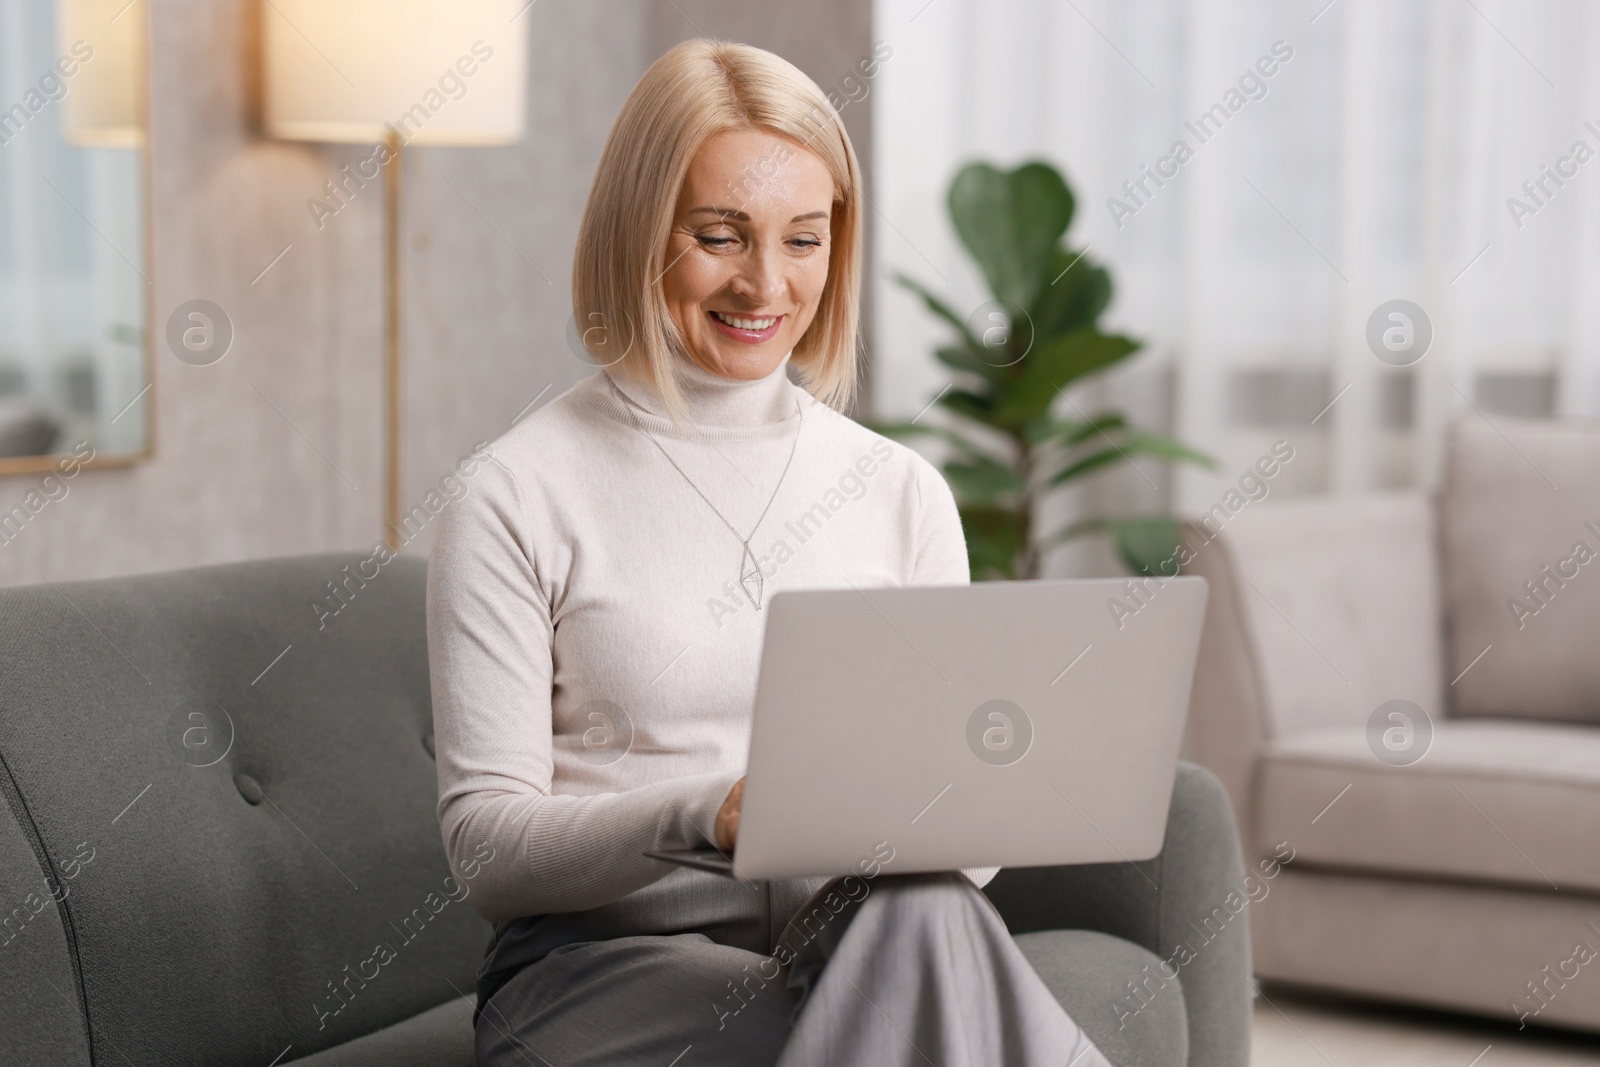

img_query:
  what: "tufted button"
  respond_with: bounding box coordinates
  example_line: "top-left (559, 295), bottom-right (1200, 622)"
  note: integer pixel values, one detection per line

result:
top-left (422, 732), bottom-right (436, 759)
top-left (234, 774), bottom-right (265, 805)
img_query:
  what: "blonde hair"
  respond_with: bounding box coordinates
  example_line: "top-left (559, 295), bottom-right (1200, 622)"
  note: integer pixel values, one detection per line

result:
top-left (572, 39), bottom-right (863, 421)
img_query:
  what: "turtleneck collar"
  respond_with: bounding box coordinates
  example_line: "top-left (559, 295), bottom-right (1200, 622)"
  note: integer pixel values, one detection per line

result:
top-left (602, 351), bottom-right (801, 434)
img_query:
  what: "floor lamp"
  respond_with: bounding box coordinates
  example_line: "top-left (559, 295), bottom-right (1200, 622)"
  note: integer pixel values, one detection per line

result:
top-left (262, 0), bottom-right (528, 550)
top-left (59, 0), bottom-right (145, 149)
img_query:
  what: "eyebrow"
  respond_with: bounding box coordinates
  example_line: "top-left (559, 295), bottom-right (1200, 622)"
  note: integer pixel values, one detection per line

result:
top-left (689, 206), bottom-right (831, 223)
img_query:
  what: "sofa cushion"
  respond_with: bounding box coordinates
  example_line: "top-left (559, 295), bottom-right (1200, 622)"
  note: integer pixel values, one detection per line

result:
top-left (286, 997), bottom-right (472, 1066)
top-left (1250, 867), bottom-right (1600, 1033)
top-left (1200, 492), bottom-right (1443, 739)
top-left (1014, 929), bottom-right (1188, 1067)
top-left (289, 934), bottom-right (1187, 1067)
top-left (1257, 718), bottom-right (1600, 893)
top-left (1441, 416), bottom-right (1600, 723)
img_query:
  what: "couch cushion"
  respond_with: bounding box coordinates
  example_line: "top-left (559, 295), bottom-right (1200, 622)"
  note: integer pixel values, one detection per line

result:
top-left (1257, 718), bottom-right (1600, 892)
top-left (287, 996), bottom-right (472, 1066)
top-left (1203, 492), bottom-right (1443, 739)
top-left (1250, 867), bottom-right (1600, 1033)
top-left (1441, 415), bottom-right (1600, 723)
top-left (1015, 929), bottom-right (1188, 1067)
top-left (292, 933), bottom-right (1189, 1067)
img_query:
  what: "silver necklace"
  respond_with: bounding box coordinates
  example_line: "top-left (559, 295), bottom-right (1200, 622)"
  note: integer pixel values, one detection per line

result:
top-left (606, 373), bottom-right (803, 610)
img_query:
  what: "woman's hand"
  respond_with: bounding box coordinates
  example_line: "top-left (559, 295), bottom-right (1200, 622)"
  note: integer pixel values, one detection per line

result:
top-left (714, 777), bottom-right (745, 851)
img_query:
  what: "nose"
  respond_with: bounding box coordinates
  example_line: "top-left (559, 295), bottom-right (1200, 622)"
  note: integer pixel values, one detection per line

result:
top-left (728, 241), bottom-right (784, 307)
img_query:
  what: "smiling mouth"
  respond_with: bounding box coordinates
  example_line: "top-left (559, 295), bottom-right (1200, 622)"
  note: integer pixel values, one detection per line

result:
top-left (711, 311), bottom-right (781, 331)
top-left (708, 310), bottom-right (785, 343)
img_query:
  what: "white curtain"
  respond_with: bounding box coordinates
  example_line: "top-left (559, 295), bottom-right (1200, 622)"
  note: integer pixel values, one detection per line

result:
top-left (871, 0), bottom-right (1600, 569)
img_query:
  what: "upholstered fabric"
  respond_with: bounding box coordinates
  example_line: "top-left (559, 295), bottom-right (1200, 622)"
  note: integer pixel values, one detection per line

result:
top-left (1257, 718), bottom-right (1600, 893)
top-left (287, 997), bottom-right (473, 1067)
top-left (1187, 492), bottom-right (1444, 740)
top-left (1180, 526), bottom-right (1273, 850)
top-left (1440, 416), bottom-right (1600, 723)
top-left (0, 796), bottom-right (92, 1067)
top-left (1252, 867), bottom-right (1600, 1032)
top-left (1014, 930), bottom-right (1188, 1067)
top-left (985, 763), bottom-right (1252, 1067)
top-left (0, 556), bottom-right (486, 1066)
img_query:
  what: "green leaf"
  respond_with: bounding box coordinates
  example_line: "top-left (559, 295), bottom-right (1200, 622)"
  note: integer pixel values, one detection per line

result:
top-left (1107, 517), bottom-right (1186, 577)
top-left (958, 505), bottom-right (1023, 581)
top-left (1111, 431), bottom-right (1217, 469)
top-left (1040, 515), bottom-right (1109, 550)
top-left (893, 273), bottom-right (982, 350)
top-left (933, 345), bottom-right (1002, 383)
top-left (996, 331), bottom-right (1140, 425)
top-left (1046, 412), bottom-right (1129, 449)
top-left (1019, 415), bottom-right (1065, 446)
top-left (938, 388), bottom-right (1004, 429)
top-left (1046, 431), bottom-right (1216, 487)
top-left (869, 421), bottom-right (994, 463)
top-left (1029, 250), bottom-right (1112, 340)
top-left (1044, 446), bottom-right (1129, 486)
top-left (869, 420), bottom-right (932, 441)
top-left (943, 456), bottom-right (1025, 505)
top-left (948, 161), bottom-right (1074, 311)
top-left (1040, 515), bottom-right (1185, 576)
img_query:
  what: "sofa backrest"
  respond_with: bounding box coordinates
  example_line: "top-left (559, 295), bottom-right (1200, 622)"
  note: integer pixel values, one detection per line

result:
top-left (1189, 490), bottom-right (1445, 741)
top-left (0, 555), bottom-right (486, 1067)
top-left (1441, 416), bottom-right (1600, 723)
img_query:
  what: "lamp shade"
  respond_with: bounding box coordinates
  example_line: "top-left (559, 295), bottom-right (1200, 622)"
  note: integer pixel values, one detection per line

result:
top-left (57, 0), bottom-right (145, 148)
top-left (263, 0), bottom-right (528, 146)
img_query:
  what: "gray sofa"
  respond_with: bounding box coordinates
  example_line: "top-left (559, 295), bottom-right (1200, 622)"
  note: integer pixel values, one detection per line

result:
top-left (1183, 416), bottom-right (1600, 1033)
top-left (0, 554), bottom-right (1251, 1066)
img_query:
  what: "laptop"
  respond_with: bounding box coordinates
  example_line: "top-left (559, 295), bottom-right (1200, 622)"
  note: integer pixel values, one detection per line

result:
top-left (645, 577), bottom-right (1208, 881)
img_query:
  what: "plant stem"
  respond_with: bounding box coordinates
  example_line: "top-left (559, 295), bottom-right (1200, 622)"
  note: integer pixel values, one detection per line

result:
top-left (1015, 431), bottom-right (1037, 579)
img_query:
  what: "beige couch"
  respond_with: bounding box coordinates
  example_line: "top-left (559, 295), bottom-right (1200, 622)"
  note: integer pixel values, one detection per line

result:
top-left (1181, 416), bottom-right (1600, 1033)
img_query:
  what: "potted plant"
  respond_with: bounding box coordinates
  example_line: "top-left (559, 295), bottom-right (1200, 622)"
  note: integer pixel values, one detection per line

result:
top-left (879, 160), bottom-right (1212, 580)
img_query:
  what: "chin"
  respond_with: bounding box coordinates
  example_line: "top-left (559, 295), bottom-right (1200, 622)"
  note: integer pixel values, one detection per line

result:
top-left (700, 343), bottom-right (790, 381)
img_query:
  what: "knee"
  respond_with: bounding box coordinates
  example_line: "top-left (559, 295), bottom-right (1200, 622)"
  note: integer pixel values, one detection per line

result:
top-left (858, 870), bottom-right (998, 922)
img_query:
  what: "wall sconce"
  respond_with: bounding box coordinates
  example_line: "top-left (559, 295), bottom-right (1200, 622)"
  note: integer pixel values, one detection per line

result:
top-left (262, 0), bottom-right (528, 550)
top-left (58, 0), bottom-right (147, 147)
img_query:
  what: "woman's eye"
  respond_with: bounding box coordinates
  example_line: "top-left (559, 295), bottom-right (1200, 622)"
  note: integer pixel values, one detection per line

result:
top-left (696, 234), bottom-right (736, 248)
top-left (788, 236), bottom-right (824, 250)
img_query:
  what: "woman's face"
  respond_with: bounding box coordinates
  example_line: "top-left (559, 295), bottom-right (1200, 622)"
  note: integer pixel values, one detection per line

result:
top-left (662, 127), bottom-right (836, 381)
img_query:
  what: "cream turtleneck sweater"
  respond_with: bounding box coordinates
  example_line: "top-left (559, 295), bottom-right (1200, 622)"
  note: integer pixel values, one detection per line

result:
top-left (427, 353), bottom-right (986, 928)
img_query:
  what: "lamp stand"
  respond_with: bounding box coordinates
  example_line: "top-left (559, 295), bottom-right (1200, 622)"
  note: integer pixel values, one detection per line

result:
top-left (383, 131), bottom-right (404, 552)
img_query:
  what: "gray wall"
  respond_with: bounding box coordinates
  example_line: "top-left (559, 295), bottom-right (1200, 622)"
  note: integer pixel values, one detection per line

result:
top-left (0, 0), bottom-right (871, 586)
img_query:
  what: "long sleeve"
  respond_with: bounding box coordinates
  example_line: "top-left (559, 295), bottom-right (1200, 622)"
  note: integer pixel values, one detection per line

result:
top-left (428, 456), bottom-right (740, 924)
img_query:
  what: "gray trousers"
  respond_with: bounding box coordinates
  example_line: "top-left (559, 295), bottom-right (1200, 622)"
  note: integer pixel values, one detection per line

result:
top-left (476, 871), bottom-right (1112, 1066)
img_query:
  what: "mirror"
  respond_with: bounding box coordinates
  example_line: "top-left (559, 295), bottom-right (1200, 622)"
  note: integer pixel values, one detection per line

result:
top-left (0, 0), bottom-right (149, 472)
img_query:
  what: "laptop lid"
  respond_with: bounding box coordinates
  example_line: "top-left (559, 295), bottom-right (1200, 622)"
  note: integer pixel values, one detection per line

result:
top-left (725, 577), bottom-right (1209, 881)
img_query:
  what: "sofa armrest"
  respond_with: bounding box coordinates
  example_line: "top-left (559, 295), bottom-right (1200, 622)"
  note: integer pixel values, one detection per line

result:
top-left (1180, 527), bottom-right (1272, 850)
top-left (984, 762), bottom-right (1252, 1067)
top-left (0, 763), bottom-right (93, 1066)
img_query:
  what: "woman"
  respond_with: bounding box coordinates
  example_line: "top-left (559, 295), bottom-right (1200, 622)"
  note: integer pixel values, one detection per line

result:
top-left (427, 38), bottom-right (1111, 1067)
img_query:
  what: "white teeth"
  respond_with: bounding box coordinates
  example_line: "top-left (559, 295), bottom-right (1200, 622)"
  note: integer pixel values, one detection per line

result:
top-left (712, 311), bottom-right (778, 331)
